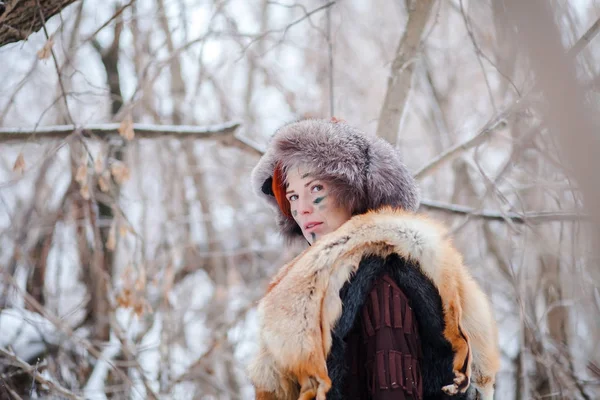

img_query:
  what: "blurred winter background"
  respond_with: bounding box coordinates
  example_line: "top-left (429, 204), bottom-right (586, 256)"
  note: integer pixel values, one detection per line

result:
top-left (1, 0), bottom-right (600, 398)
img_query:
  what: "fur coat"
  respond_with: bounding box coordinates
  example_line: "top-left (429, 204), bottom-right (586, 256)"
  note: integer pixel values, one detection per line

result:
top-left (247, 208), bottom-right (500, 400)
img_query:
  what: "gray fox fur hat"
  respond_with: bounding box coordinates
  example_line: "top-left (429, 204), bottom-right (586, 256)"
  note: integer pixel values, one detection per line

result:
top-left (251, 118), bottom-right (420, 241)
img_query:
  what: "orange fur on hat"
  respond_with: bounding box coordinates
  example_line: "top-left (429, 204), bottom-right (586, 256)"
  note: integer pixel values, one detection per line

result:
top-left (272, 163), bottom-right (292, 218)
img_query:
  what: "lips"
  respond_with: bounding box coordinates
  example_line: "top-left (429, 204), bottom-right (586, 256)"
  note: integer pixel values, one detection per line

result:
top-left (304, 222), bottom-right (323, 231)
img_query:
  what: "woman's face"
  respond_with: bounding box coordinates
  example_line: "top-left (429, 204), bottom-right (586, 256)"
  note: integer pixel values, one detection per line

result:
top-left (285, 166), bottom-right (352, 244)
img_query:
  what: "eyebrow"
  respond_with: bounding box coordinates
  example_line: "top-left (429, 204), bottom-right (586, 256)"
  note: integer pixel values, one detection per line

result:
top-left (285, 178), bottom-right (317, 195)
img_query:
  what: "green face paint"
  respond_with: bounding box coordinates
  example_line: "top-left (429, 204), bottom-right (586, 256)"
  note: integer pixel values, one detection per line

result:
top-left (313, 195), bottom-right (327, 205)
top-left (292, 209), bottom-right (298, 217)
top-left (311, 232), bottom-right (316, 243)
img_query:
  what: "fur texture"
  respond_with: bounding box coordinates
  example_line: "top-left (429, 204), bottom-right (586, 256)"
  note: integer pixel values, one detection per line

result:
top-left (247, 208), bottom-right (500, 400)
top-left (250, 119), bottom-right (420, 242)
top-left (326, 254), bottom-right (475, 400)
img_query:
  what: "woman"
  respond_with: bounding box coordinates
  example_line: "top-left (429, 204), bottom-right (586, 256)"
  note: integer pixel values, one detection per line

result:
top-left (248, 119), bottom-right (498, 400)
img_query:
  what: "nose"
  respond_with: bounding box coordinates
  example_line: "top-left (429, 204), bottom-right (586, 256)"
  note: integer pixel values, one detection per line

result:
top-left (298, 196), bottom-right (314, 215)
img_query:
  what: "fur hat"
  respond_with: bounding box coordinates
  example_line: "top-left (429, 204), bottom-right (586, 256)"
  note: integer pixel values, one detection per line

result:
top-left (251, 118), bottom-right (420, 241)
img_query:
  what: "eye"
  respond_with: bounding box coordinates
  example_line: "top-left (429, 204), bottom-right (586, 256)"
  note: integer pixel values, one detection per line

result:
top-left (311, 184), bottom-right (324, 193)
top-left (288, 194), bottom-right (298, 201)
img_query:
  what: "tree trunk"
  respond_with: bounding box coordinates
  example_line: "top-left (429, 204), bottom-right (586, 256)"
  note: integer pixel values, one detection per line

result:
top-left (0, 0), bottom-right (77, 47)
top-left (376, 0), bottom-right (434, 146)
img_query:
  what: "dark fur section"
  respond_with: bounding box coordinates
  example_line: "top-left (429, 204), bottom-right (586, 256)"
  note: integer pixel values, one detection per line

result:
top-left (251, 119), bottom-right (420, 242)
top-left (326, 254), bottom-right (474, 400)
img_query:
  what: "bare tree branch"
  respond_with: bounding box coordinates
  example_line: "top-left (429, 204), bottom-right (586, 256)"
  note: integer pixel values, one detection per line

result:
top-left (414, 9), bottom-right (600, 183)
top-left (413, 100), bottom-right (520, 180)
top-left (419, 199), bottom-right (586, 224)
top-left (0, 121), bottom-right (241, 141)
top-left (0, 347), bottom-right (83, 400)
top-left (567, 17), bottom-right (600, 57)
top-left (82, 0), bottom-right (135, 43)
top-left (240, 1), bottom-right (336, 54)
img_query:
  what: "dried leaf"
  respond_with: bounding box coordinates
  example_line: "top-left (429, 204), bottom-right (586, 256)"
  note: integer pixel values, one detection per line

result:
top-left (133, 299), bottom-right (152, 317)
top-left (98, 172), bottom-right (110, 192)
top-left (133, 302), bottom-right (144, 316)
top-left (118, 116), bottom-right (135, 141)
top-left (75, 163), bottom-right (87, 185)
top-left (14, 247), bottom-right (22, 261)
top-left (116, 288), bottom-right (132, 308)
top-left (214, 285), bottom-right (228, 301)
top-left (134, 266), bottom-right (147, 292)
top-left (94, 156), bottom-right (104, 174)
top-left (37, 36), bottom-right (55, 60)
top-left (162, 263), bottom-right (174, 297)
top-left (80, 183), bottom-right (90, 200)
top-left (13, 153), bottom-right (25, 174)
top-left (110, 162), bottom-right (130, 184)
top-left (106, 220), bottom-right (117, 251)
top-left (227, 265), bottom-right (243, 287)
top-left (119, 223), bottom-right (128, 237)
top-left (122, 263), bottom-right (134, 285)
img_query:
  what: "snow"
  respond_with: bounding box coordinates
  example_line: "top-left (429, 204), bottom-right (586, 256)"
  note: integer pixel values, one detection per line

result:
top-left (0, 308), bottom-right (58, 361)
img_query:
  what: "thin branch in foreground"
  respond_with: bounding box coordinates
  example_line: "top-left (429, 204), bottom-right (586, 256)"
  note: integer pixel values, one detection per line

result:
top-left (326, 0), bottom-right (334, 118)
top-left (82, 0), bottom-right (135, 43)
top-left (419, 199), bottom-right (586, 224)
top-left (567, 17), bottom-right (600, 57)
top-left (33, 0), bottom-right (75, 125)
top-left (0, 348), bottom-right (83, 400)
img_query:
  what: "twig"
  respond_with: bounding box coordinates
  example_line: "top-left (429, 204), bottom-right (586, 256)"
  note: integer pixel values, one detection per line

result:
top-left (0, 348), bottom-right (83, 400)
top-left (326, 0), bottom-right (334, 118)
top-left (167, 300), bottom-right (258, 389)
top-left (240, 1), bottom-right (335, 54)
top-left (82, 0), bottom-right (135, 43)
top-left (1, 274), bottom-right (139, 396)
top-left (416, 9), bottom-right (597, 182)
top-left (110, 320), bottom-right (160, 400)
top-left (567, 17), bottom-right (600, 57)
top-left (33, 0), bottom-right (75, 125)
top-left (458, 0), bottom-right (520, 98)
top-left (413, 100), bottom-right (520, 179)
top-left (419, 198), bottom-right (586, 224)
top-left (29, 359), bottom-right (39, 397)
top-left (1, 382), bottom-right (24, 400)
